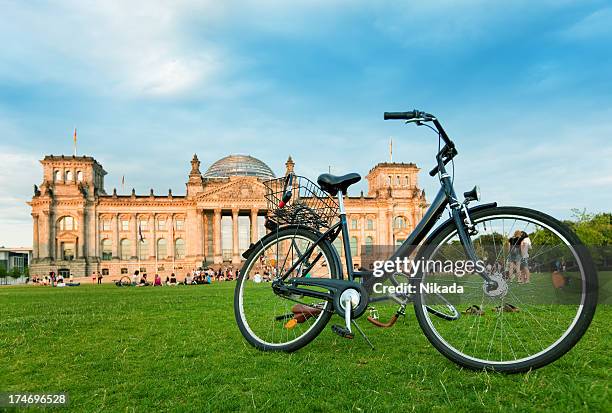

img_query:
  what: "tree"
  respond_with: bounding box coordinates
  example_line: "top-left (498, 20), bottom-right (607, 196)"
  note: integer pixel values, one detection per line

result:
top-left (0, 263), bottom-right (7, 285)
top-left (10, 266), bottom-right (22, 280)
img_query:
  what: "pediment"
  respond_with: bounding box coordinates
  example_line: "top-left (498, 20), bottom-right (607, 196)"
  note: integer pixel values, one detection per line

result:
top-left (196, 177), bottom-right (268, 201)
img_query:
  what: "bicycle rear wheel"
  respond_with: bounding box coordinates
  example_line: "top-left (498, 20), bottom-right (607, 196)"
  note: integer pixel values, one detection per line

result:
top-left (234, 226), bottom-right (339, 352)
top-left (414, 207), bottom-right (598, 372)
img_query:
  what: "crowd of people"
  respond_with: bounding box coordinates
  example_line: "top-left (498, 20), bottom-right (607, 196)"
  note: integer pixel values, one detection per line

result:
top-left (118, 267), bottom-right (242, 287)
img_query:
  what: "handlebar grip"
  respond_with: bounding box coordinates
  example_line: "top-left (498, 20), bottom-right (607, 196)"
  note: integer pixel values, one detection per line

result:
top-left (384, 110), bottom-right (419, 120)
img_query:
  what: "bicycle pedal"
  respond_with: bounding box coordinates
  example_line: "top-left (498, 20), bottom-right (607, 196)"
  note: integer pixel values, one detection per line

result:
top-left (331, 324), bottom-right (354, 339)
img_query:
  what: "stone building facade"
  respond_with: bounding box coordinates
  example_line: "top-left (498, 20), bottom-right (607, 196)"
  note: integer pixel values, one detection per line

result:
top-left (28, 154), bottom-right (427, 279)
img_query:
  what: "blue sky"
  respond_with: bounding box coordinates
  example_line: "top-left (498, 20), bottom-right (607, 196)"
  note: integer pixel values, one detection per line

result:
top-left (1, 0), bottom-right (611, 247)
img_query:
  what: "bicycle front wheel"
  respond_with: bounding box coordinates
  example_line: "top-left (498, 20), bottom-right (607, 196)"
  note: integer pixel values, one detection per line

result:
top-left (234, 226), bottom-right (339, 352)
top-left (414, 206), bottom-right (598, 372)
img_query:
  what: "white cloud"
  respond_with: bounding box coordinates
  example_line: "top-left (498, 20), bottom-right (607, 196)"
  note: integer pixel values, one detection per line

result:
top-left (561, 7), bottom-right (612, 40)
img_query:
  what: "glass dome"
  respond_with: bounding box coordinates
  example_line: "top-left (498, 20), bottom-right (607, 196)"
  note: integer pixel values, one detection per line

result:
top-left (203, 154), bottom-right (276, 180)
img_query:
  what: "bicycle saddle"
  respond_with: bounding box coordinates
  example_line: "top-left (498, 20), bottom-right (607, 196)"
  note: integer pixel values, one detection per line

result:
top-left (317, 173), bottom-right (361, 196)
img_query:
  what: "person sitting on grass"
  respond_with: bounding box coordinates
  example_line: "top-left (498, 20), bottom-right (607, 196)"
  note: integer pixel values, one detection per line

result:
top-left (138, 273), bottom-right (150, 287)
top-left (185, 272), bottom-right (192, 285)
top-left (154, 274), bottom-right (162, 287)
top-left (169, 273), bottom-right (177, 286)
top-left (131, 270), bottom-right (140, 286)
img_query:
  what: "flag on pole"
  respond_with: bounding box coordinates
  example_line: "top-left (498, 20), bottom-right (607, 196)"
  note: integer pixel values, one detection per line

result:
top-left (73, 128), bottom-right (77, 156)
top-left (121, 175), bottom-right (125, 192)
top-left (389, 137), bottom-right (393, 162)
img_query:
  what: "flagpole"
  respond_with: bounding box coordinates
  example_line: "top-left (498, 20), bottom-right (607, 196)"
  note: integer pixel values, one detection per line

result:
top-left (389, 137), bottom-right (393, 162)
top-left (73, 127), bottom-right (77, 156)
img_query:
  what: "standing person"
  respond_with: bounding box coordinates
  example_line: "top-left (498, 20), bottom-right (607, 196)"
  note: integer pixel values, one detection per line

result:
top-left (520, 231), bottom-right (532, 283)
top-left (97, 272), bottom-right (103, 285)
top-left (92, 272), bottom-right (97, 284)
top-left (507, 231), bottom-right (523, 282)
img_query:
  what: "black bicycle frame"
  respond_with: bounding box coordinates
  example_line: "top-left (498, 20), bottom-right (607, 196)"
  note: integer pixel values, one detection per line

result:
top-left (276, 116), bottom-right (494, 300)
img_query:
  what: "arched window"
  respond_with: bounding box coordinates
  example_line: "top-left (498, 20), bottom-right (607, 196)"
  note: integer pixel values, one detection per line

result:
top-left (77, 171), bottom-right (83, 181)
top-left (120, 239), bottom-right (131, 260)
top-left (394, 216), bottom-right (407, 229)
top-left (157, 239), bottom-right (167, 259)
top-left (175, 239), bottom-right (185, 259)
top-left (101, 239), bottom-right (112, 260)
top-left (139, 239), bottom-right (149, 260)
top-left (365, 236), bottom-right (374, 256)
top-left (396, 176), bottom-right (400, 186)
top-left (404, 176), bottom-right (409, 186)
top-left (333, 237), bottom-right (343, 257)
top-left (65, 170), bottom-right (73, 181)
top-left (54, 170), bottom-right (61, 182)
top-left (58, 216), bottom-right (76, 231)
top-left (350, 236), bottom-right (358, 257)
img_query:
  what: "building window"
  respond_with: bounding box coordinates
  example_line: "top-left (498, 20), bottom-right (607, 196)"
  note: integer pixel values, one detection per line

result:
top-left (101, 239), bottom-right (112, 260)
top-left (351, 219), bottom-right (358, 230)
top-left (139, 220), bottom-right (148, 231)
top-left (175, 239), bottom-right (185, 259)
top-left (120, 268), bottom-right (128, 274)
top-left (139, 239), bottom-right (148, 260)
top-left (157, 219), bottom-right (166, 231)
top-left (120, 239), bottom-right (131, 260)
top-left (396, 176), bottom-right (400, 186)
top-left (333, 238), bottom-right (343, 257)
top-left (77, 171), bottom-right (83, 181)
top-left (157, 239), bottom-right (167, 259)
top-left (367, 219), bottom-right (374, 230)
top-left (102, 268), bottom-right (109, 276)
top-left (394, 216), bottom-right (407, 229)
top-left (59, 216), bottom-right (76, 231)
top-left (175, 220), bottom-right (184, 231)
top-left (62, 242), bottom-right (75, 261)
top-left (387, 176), bottom-right (391, 186)
top-left (365, 236), bottom-right (374, 256)
top-left (350, 237), bottom-right (358, 257)
top-left (102, 219), bottom-right (111, 231)
top-left (65, 170), bottom-right (73, 181)
top-left (121, 219), bottom-right (129, 231)
top-left (54, 170), bottom-right (61, 182)
top-left (404, 176), bottom-right (409, 186)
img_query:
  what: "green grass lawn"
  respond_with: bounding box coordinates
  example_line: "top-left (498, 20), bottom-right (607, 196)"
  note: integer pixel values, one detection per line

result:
top-left (0, 282), bottom-right (609, 412)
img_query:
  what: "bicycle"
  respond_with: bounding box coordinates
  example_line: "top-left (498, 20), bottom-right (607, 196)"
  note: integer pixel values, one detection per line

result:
top-left (234, 110), bottom-right (598, 373)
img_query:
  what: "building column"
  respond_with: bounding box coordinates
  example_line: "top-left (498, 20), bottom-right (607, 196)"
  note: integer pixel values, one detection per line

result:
top-left (78, 210), bottom-right (86, 258)
top-left (32, 214), bottom-right (39, 260)
top-left (112, 213), bottom-right (119, 259)
top-left (232, 209), bottom-right (240, 264)
top-left (250, 209), bottom-right (258, 244)
top-left (203, 211), bottom-right (209, 261)
top-left (149, 215), bottom-right (156, 259)
top-left (213, 209), bottom-right (222, 264)
top-left (132, 214), bottom-right (138, 259)
top-left (48, 210), bottom-right (56, 260)
top-left (169, 214), bottom-right (175, 261)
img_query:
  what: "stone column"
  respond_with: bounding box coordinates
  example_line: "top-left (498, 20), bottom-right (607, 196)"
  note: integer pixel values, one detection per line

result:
top-left (112, 213), bottom-right (119, 259)
top-left (32, 214), bottom-right (39, 260)
top-left (150, 214), bottom-right (156, 260)
top-left (78, 211), bottom-right (86, 258)
top-left (232, 209), bottom-right (240, 264)
top-left (250, 209), bottom-right (258, 244)
top-left (203, 211), bottom-right (209, 260)
top-left (169, 214), bottom-right (175, 260)
top-left (49, 210), bottom-right (56, 260)
top-left (132, 214), bottom-right (138, 259)
top-left (213, 209), bottom-right (222, 264)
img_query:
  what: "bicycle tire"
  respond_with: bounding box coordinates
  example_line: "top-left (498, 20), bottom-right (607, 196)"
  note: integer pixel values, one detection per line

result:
top-left (414, 206), bottom-right (598, 373)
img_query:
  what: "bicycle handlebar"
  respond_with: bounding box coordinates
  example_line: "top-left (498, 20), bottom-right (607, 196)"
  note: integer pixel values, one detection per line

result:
top-left (384, 109), bottom-right (457, 177)
top-left (383, 110), bottom-right (433, 121)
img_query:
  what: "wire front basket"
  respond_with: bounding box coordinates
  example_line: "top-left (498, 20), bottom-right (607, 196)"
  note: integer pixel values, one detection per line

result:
top-left (264, 175), bottom-right (339, 230)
